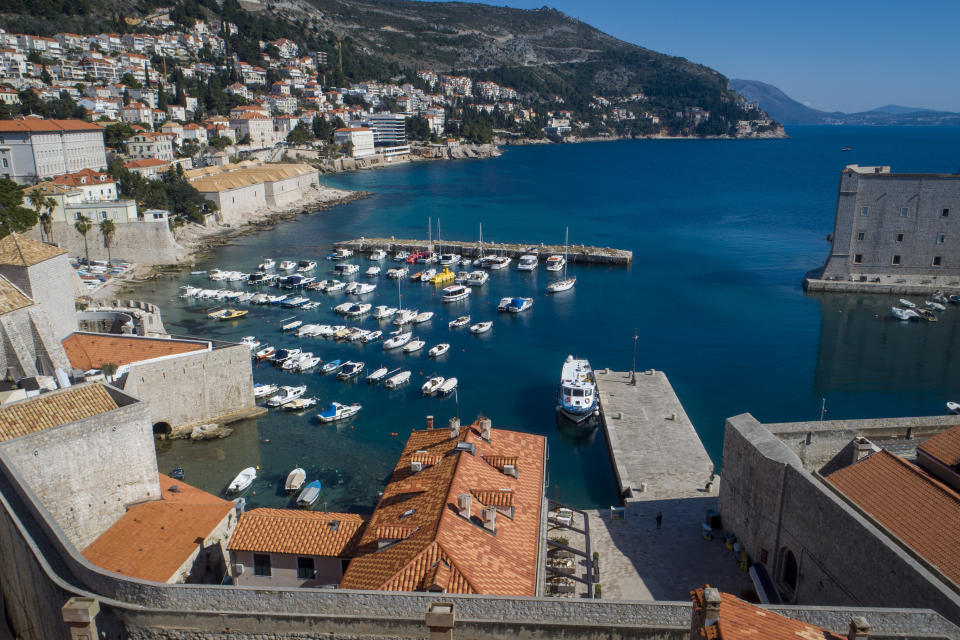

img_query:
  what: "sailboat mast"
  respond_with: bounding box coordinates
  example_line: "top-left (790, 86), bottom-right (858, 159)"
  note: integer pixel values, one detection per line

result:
top-left (397, 276), bottom-right (402, 312)
top-left (428, 218), bottom-right (432, 255)
top-left (563, 227), bottom-right (569, 279)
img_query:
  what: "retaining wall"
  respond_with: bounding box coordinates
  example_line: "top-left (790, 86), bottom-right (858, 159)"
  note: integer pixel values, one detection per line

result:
top-left (26, 220), bottom-right (188, 266)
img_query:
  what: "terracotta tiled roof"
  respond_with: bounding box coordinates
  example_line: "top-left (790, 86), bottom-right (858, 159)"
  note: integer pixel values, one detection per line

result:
top-left (124, 158), bottom-right (170, 169)
top-left (62, 333), bottom-right (208, 370)
top-left (472, 489), bottom-right (513, 507)
top-left (0, 118), bottom-right (102, 133)
top-left (0, 233), bottom-right (67, 266)
top-left (83, 474), bottom-right (234, 583)
top-left (339, 421), bottom-right (545, 595)
top-left (918, 425), bottom-right (960, 469)
top-left (826, 450), bottom-right (960, 585)
top-left (0, 274), bottom-right (33, 315)
top-left (50, 168), bottom-right (115, 187)
top-left (0, 384), bottom-right (118, 442)
top-left (228, 508), bottom-right (363, 557)
top-left (690, 587), bottom-right (845, 640)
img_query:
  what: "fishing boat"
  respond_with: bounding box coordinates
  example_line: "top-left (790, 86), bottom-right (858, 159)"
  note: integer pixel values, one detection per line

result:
top-left (517, 254), bottom-right (538, 271)
top-left (428, 343), bottom-right (450, 358)
top-left (384, 370), bottom-right (411, 389)
top-left (404, 339), bottom-right (426, 353)
top-left (281, 318), bottom-right (303, 332)
top-left (255, 345), bottom-right (276, 360)
top-left (317, 401), bottom-right (361, 423)
top-left (374, 305), bottom-right (397, 319)
top-left (297, 480), bottom-right (322, 507)
top-left (546, 228), bottom-right (576, 293)
top-left (557, 355), bottom-right (599, 424)
top-left (228, 467), bottom-right (257, 493)
top-left (270, 348), bottom-right (301, 365)
top-left (259, 258), bottom-right (276, 270)
top-left (470, 321), bottom-right (493, 334)
top-left (296, 260), bottom-right (317, 272)
top-left (366, 266), bottom-right (381, 277)
top-left (891, 307), bottom-right (920, 321)
top-left (449, 315), bottom-right (471, 329)
top-left (899, 298), bottom-right (916, 308)
top-left (240, 336), bottom-right (260, 350)
top-left (367, 366), bottom-right (389, 384)
top-left (253, 383), bottom-right (278, 399)
top-left (321, 359), bottom-right (343, 374)
top-left (422, 376), bottom-right (444, 396)
top-left (363, 330), bottom-right (383, 343)
top-left (437, 377), bottom-right (458, 396)
top-left (207, 309), bottom-right (228, 319)
top-left (220, 309), bottom-right (248, 321)
top-left (441, 284), bottom-right (470, 302)
top-left (948, 401), bottom-right (960, 414)
top-left (370, 249), bottom-right (387, 260)
top-left (413, 311), bottom-right (434, 324)
top-left (284, 396), bottom-right (318, 410)
top-left (466, 271), bottom-right (489, 286)
top-left (337, 361), bottom-right (365, 380)
top-left (267, 385), bottom-right (307, 407)
top-left (279, 260), bottom-right (297, 271)
top-left (285, 468), bottom-right (306, 493)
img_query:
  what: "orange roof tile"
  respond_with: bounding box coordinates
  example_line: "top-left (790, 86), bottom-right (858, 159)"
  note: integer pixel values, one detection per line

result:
top-left (918, 425), bottom-right (960, 468)
top-left (62, 333), bottom-right (208, 370)
top-left (690, 587), bottom-right (845, 640)
top-left (339, 421), bottom-right (545, 595)
top-left (228, 508), bottom-right (364, 557)
top-left (0, 118), bottom-right (102, 133)
top-left (826, 450), bottom-right (960, 585)
top-left (83, 474), bottom-right (233, 583)
top-left (0, 383), bottom-right (118, 442)
top-left (0, 233), bottom-right (67, 266)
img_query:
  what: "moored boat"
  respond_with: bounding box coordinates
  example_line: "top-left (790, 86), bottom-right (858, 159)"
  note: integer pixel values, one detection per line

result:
top-left (285, 468), bottom-right (306, 493)
top-left (266, 385), bottom-right (307, 407)
top-left (321, 359), bottom-right (343, 374)
top-left (297, 260), bottom-right (318, 272)
top-left (317, 401), bottom-right (361, 423)
top-left (337, 361), bottom-right (365, 380)
top-left (469, 321), bottom-right (492, 334)
top-left (556, 355), bottom-right (599, 424)
top-left (253, 383), bottom-right (278, 399)
top-left (404, 339), bottom-right (426, 354)
top-left (370, 249), bottom-right (387, 260)
top-left (366, 266), bottom-right (381, 277)
top-left (441, 284), bottom-right (471, 302)
top-left (384, 331), bottom-right (413, 350)
top-left (421, 376), bottom-right (444, 396)
top-left (384, 370), bottom-right (411, 389)
top-left (449, 315), bottom-right (471, 329)
top-left (899, 298), bottom-right (916, 308)
top-left (948, 401), bottom-right (960, 414)
top-left (279, 260), bottom-right (297, 271)
top-left (367, 366), bottom-right (389, 384)
top-left (413, 311), bottom-right (434, 324)
top-left (374, 305), bottom-right (397, 319)
top-left (255, 345), bottom-right (276, 360)
top-left (437, 377), bottom-right (458, 396)
top-left (281, 318), bottom-right (303, 332)
top-left (220, 309), bottom-right (248, 321)
top-left (228, 467), bottom-right (257, 493)
top-left (297, 480), bottom-right (322, 507)
top-left (517, 254), bottom-right (538, 270)
top-left (284, 396), bottom-right (318, 410)
top-left (428, 343), bottom-right (450, 358)
top-left (465, 270), bottom-right (489, 286)
top-left (891, 306), bottom-right (920, 321)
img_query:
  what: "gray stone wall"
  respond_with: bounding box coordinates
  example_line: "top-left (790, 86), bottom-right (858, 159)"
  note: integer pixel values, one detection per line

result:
top-left (822, 171), bottom-right (960, 281)
top-left (0, 385), bottom-right (159, 549)
top-left (0, 305), bottom-right (71, 378)
top-left (0, 254), bottom-right (79, 343)
top-left (26, 219), bottom-right (188, 267)
top-left (120, 341), bottom-right (254, 430)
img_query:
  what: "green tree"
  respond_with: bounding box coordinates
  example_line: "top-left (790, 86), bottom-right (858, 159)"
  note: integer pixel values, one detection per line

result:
top-left (40, 197), bottom-right (56, 244)
top-left (99, 218), bottom-right (116, 266)
top-left (158, 82), bottom-right (168, 111)
top-left (74, 213), bottom-right (92, 265)
top-left (26, 189), bottom-right (46, 231)
top-left (121, 72), bottom-right (141, 89)
top-left (41, 65), bottom-right (51, 85)
top-left (0, 179), bottom-right (38, 238)
top-left (286, 121), bottom-right (313, 145)
top-left (103, 123), bottom-right (134, 151)
top-left (208, 136), bottom-right (232, 150)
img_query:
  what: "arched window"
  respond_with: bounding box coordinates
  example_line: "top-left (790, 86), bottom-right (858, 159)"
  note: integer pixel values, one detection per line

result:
top-left (780, 547), bottom-right (799, 596)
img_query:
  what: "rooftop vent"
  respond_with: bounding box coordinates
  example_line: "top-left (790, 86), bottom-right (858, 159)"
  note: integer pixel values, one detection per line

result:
top-left (329, 520), bottom-right (340, 531)
top-left (503, 464), bottom-right (518, 478)
top-left (400, 508), bottom-right (416, 520)
top-left (455, 442), bottom-right (475, 455)
top-left (411, 460), bottom-right (424, 473)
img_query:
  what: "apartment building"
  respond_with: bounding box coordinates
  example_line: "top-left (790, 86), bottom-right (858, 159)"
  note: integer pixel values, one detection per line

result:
top-left (333, 127), bottom-right (374, 158)
top-left (127, 131), bottom-right (175, 162)
top-left (0, 118), bottom-right (105, 183)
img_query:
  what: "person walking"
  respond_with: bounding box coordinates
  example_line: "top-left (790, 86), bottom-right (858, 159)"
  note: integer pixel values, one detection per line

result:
top-left (655, 511), bottom-right (663, 529)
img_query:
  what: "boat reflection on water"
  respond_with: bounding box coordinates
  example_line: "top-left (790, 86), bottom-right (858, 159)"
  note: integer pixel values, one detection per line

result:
top-left (555, 408), bottom-right (599, 446)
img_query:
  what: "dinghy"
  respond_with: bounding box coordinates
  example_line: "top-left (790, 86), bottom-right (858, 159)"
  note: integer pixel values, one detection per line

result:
top-left (228, 467), bottom-right (257, 493)
top-left (297, 480), bottom-right (322, 507)
top-left (285, 468), bottom-right (306, 493)
top-left (421, 376), bottom-right (444, 396)
top-left (428, 343), bottom-right (450, 358)
top-left (385, 371), bottom-right (411, 389)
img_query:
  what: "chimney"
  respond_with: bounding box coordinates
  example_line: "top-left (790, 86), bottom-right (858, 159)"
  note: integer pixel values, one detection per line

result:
top-left (852, 437), bottom-right (878, 464)
top-left (411, 460), bottom-right (423, 473)
top-left (426, 415), bottom-right (434, 430)
top-left (481, 505), bottom-right (497, 532)
top-left (703, 587), bottom-right (721, 627)
top-left (449, 417), bottom-right (460, 439)
top-left (456, 493), bottom-right (471, 519)
top-left (480, 417), bottom-right (492, 440)
top-left (848, 617), bottom-right (870, 640)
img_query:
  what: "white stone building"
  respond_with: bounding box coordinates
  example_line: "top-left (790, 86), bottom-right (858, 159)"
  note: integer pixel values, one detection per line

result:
top-left (333, 127), bottom-right (374, 158)
top-left (0, 118), bottom-right (106, 184)
top-left (127, 132), bottom-right (175, 162)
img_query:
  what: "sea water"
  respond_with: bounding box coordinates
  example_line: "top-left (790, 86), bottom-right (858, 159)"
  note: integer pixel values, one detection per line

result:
top-left (148, 126), bottom-right (960, 511)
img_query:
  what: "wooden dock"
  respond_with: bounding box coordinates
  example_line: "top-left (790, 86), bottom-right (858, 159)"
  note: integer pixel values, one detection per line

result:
top-left (333, 237), bottom-right (632, 266)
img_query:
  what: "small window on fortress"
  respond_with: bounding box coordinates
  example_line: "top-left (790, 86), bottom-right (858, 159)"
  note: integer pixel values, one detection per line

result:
top-left (853, 254), bottom-right (863, 264)
top-left (892, 255), bottom-right (902, 265)
top-left (896, 233), bottom-right (904, 242)
top-left (857, 232), bottom-right (865, 241)
top-left (933, 256), bottom-right (943, 267)
top-left (860, 206), bottom-right (869, 216)
top-left (900, 207), bottom-right (909, 217)
top-left (943, 208), bottom-right (950, 218)
top-left (938, 234), bottom-right (945, 244)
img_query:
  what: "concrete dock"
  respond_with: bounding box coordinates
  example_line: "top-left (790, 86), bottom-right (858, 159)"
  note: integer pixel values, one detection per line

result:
top-left (333, 237), bottom-right (632, 265)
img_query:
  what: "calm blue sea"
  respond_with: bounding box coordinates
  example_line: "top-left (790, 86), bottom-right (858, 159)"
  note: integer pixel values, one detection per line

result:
top-left (149, 126), bottom-right (960, 511)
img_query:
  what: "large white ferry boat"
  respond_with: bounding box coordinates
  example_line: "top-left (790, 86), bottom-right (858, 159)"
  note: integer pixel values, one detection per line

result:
top-left (556, 355), bottom-right (599, 424)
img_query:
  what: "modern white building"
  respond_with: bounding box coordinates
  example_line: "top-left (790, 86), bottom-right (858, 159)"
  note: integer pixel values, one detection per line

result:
top-left (333, 127), bottom-right (375, 158)
top-left (361, 112), bottom-right (407, 147)
top-left (229, 114), bottom-right (276, 148)
top-left (0, 118), bottom-right (106, 184)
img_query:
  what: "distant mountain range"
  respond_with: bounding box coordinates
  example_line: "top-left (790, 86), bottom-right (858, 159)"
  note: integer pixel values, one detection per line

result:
top-left (730, 79), bottom-right (960, 126)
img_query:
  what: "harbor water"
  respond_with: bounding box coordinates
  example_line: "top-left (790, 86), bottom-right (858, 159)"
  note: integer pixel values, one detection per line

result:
top-left (147, 126), bottom-right (960, 512)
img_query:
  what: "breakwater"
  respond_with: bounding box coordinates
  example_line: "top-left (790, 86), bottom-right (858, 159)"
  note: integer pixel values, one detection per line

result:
top-left (333, 237), bottom-right (632, 265)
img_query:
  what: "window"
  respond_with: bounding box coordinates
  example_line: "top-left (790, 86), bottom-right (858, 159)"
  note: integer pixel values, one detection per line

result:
top-left (900, 207), bottom-right (909, 217)
top-left (253, 553), bottom-right (271, 577)
top-left (780, 548), bottom-right (799, 596)
top-left (296, 556), bottom-right (315, 579)
top-left (892, 255), bottom-right (901, 265)
top-left (853, 254), bottom-right (863, 264)
top-left (933, 256), bottom-right (943, 266)
top-left (1, 158), bottom-right (6, 168)
top-left (943, 208), bottom-right (950, 218)
top-left (938, 234), bottom-right (945, 244)
top-left (860, 206), bottom-right (869, 216)
top-left (896, 233), bottom-right (904, 242)
top-left (856, 232), bottom-right (865, 241)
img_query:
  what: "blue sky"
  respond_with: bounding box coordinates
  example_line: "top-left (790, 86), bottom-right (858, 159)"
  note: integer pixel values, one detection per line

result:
top-left (420, 0), bottom-right (960, 113)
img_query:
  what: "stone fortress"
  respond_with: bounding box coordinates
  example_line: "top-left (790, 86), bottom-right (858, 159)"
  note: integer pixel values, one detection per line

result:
top-left (807, 165), bottom-right (960, 294)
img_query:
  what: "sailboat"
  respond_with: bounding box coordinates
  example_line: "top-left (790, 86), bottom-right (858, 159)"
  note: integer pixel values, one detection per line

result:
top-left (546, 227), bottom-right (576, 293)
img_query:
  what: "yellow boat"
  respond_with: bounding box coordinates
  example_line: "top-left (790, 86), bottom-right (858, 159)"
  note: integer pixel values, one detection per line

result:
top-left (208, 309), bottom-right (228, 319)
top-left (219, 309), bottom-right (248, 320)
top-left (430, 268), bottom-right (455, 285)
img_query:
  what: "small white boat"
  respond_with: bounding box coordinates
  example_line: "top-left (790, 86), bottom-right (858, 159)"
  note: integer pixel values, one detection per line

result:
top-left (228, 467), bottom-right (257, 493)
top-left (437, 377), bottom-right (458, 396)
top-left (386, 267), bottom-right (409, 279)
top-left (470, 321), bottom-right (493, 334)
top-left (422, 376), bottom-right (444, 396)
top-left (284, 396), bottom-right (318, 410)
top-left (297, 260), bottom-right (317, 272)
top-left (370, 249), bottom-right (387, 260)
top-left (948, 401), bottom-right (960, 414)
top-left (317, 401), bottom-right (361, 423)
top-left (281, 319), bottom-right (303, 332)
top-left (393, 251), bottom-right (410, 262)
top-left (383, 331), bottom-right (413, 350)
top-left (346, 303), bottom-right (372, 317)
top-left (255, 345), bottom-right (276, 360)
top-left (393, 309), bottom-right (418, 326)
top-left (351, 283), bottom-right (377, 295)
top-left (517, 254), bottom-right (538, 271)
top-left (270, 348), bottom-right (301, 365)
top-left (366, 266), bottom-right (381, 277)
top-left (285, 467), bottom-right (306, 492)
top-left (545, 255), bottom-right (565, 272)
top-left (499, 297), bottom-right (533, 313)
top-left (250, 293), bottom-right (270, 304)
top-left (267, 385), bottom-right (307, 407)
top-left (324, 280), bottom-right (346, 292)
top-left (449, 315), bottom-right (471, 329)
top-left (321, 359), bottom-right (343, 374)
top-left (253, 383), bottom-right (278, 399)
top-left (487, 256), bottom-right (511, 270)
top-left (428, 343), bottom-right (450, 358)
top-left (334, 302), bottom-right (353, 314)
top-left (297, 481), bottom-right (322, 507)
top-left (891, 307), bottom-right (920, 321)
top-left (179, 285), bottom-right (201, 298)
top-left (367, 366), bottom-right (389, 383)
top-left (404, 339), bottom-right (426, 353)
top-left (420, 268), bottom-right (437, 282)
top-left (899, 298), bottom-right (916, 309)
top-left (466, 270), bottom-right (489, 286)
top-left (267, 294), bottom-right (288, 304)
top-left (363, 330), bottom-right (383, 343)
top-left (302, 301), bottom-right (322, 310)
top-left (546, 277), bottom-right (576, 293)
top-left (240, 336), bottom-right (261, 350)
top-left (259, 258), bottom-right (276, 271)
top-left (374, 305), bottom-right (397, 319)
top-left (328, 248), bottom-right (353, 261)
top-left (413, 311), bottom-right (434, 324)
top-left (297, 355), bottom-right (322, 371)
top-left (279, 260), bottom-right (297, 271)
top-left (385, 370), bottom-right (411, 389)
top-left (335, 263), bottom-right (360, 276)
top-left (337, 361), bottom-right (365, 380)
top-left (282, 353), bottom-right (310, 370)
top-left (438, 253), bottom-right (461, 266)
top-left (926, 300), bottom-right (947, 311)
top-left (441, 284), bottom-right (471, 302)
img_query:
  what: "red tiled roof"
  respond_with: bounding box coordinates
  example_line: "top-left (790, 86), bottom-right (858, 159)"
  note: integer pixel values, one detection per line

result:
top-left (124, 158), bottom-right (170, 169)
top-left (826, 450), bottom-right (960, 585)
top-left (228, 508), bottom-right (364, 557)
top-left (339, 421), bottom-right (545, 595)
top-left (50, 168), bottom-right (115, 187)
top-left (0, 383), bottom-right (117, 442)
top-left (83, 474), bottom-right (234, 583)
top-left (0, 118), bottom-right (102, 133)
top-left (918, 425), bottom-right (960, 468)
top-left (62, 333), bottom-right (207, 369)
top-left (690, 587), bottom-right (845, 640)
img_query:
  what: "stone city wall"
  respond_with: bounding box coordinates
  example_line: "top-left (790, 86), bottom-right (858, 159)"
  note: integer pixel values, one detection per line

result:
top-left (26, 219), bottom-right (189, 266)
top-left (0, 305), bottom-right (71, 377)
top-left (0, 253), bottom-right (79, 341)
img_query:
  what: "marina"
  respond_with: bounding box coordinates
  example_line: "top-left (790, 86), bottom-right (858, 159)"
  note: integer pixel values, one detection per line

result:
top-left (333, 237), bottom-right (632, 265)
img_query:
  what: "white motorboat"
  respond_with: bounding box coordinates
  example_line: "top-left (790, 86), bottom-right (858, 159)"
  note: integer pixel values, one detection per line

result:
top-left (374, 305), bottom-right (397, 319)
top-left (335, 263), bottom-right (360, 276)
top-left (346, 328), bottom-right (369, 342)
top-left (350, 283), bottom-right (377, 295)
top-left (421, 376), bottom-right (444, 396)
top-left (384, 331), bottom-right (413, 350)
top-left (899, 298), bottom-right (916, 308)
top-left (250, 293), bottom-right (270, 304)
top-left (487, 256), bottom-right (511, 270)
top-left (428, 343), bottom-right (450, 358)
top-left (324, 280), bottom-right (347, 292)
top-left (466, 270), bottom-right (489, 286)
top-left (282, 353), bottom-right (309, 370)
top-left (926, 300), bottom-right (947, 311)
top-left (393, 251), bottom-right (410, 262)
top-left (270, 348), bottom-right (301, 365)
top-left (302, 301), bottom-right (322, 310)
top-left (253, 383), bottom-right (278, 399)
top-left (393, 309), bottom-right (418, 326)
top-left (281, 318), bottom-right (303, 332)
top-left (438, 253), bottom-right (461, 266)
top-left (328, 248), bottom-right (353, 261)
top-left (370, 249), bottom-right (387, 260)
top-left (297, 355), bottom-right (322, 371)
top-left (297, 481), bottom-right (322, 507)
top-left (321, 359), bottom-right (343, 374)
top-left (891, 307), bottom-right (920, 321)
top-left (449, 315), bottom-right (471, 329)
top-left (281, 296), bottom-right (310, 308)
top-left (367, 366), bottom-right (389, 384)
top-left (363, 330), bottom-right (383, 343)
top-left (948, 401), bottom-right (960, 414)
top-left (517, 254), bottom-right (538, 270)
top-left (386, 267), bottom-right (408, 279)
top-left (337, 361), bottom-right (365, 380)
top-left (279, 260), bottom-right (297, 271)
top-left (545, 255), bottom-right (565, 272)
top-left (441, 284), bottom-right (471, 302)
top-left (240, 336), bottom-right (261, 350)
top-left (259, 258), bottom-right (276, 271)
top-left (384, 370), bottom-right (411, 389)
top-left (228, 467), bottom-right (257, 493)
top-left (557, 355), bottom-right (599, 424)
top-left (297, 324), bottom-right (322, 337)
top-left (346, 303), bottom-right (372, 317)
top-left (285, 467), bottom-right (306, 492)
top-left (284, 396), bottom-right (318, 410)
top-left (267, 385), bottom-right (307, 407)
top-left (499, 297), bottom-right (533, 313)
top-left (297, 260), bottom-right (317, 272)
top-left (546, 227), bottom-right (576, 293)
top-left (437, 377), bottom-right (458, 396)
top-left (317, 401), bottom-right (361, 423)
top-left (334, 302), bottom-right (353, 314)
top-left (366, 266), bottom-right (381, 277)
top-left (413, 311), bottom-right (434, 324)
top-left (179, 285), bottom-right (201, 298)
top-left (470, 321), bottom-right (493, 334)
top-left (404, 339), bottom-right (426, 353)
top-left (266, 294), bottom-right (288, 304)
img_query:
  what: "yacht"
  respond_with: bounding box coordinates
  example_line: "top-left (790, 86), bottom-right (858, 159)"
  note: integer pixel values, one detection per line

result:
top-left (438, 253), bottom-right (461, 266)
top-left (296, 354), bottom-right (322, 372)
top-left (180, 285), bottom-right (201, 298)
top-left (517, 255), bottom-right (538, 271)
top-left (270, 348), bottom-right (301, 365)
top-left (420, 268), bottom-right (437, 282)
top-left (317, 402), bottom-right (361, 423)
top-left (545, 255), bottom-right (565, 272)
top-left (279, 260), bottom-right (297, 271)
top-left (466, 271), bottom-right (489, 287)
top-left (324, 280), bottom-right (347, 293)
top-left (297, 260), bottom-right (317, 272)
top-left (546, 227), bottom-right (576, 293)
top-left (441, 284), bottom-right (471, 302)
top-left (266, 385), bottom-right (307, 407)
top-left (370, 249), bottom-right (387, 260)
top-left (556, 355), bottom-right (599, 424)
top-left (363, 330), bottom-right (383, 343)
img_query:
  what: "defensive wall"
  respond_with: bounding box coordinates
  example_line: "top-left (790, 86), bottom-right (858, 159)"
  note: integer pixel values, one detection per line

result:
top-left (26, 219), bottom-right (189, 267)
top-left (0, 251), bottom-right (79, 342)
top-left (0, 304), bottom-right (71, 377)
top-left (718, 413), bottom-right (960, 627)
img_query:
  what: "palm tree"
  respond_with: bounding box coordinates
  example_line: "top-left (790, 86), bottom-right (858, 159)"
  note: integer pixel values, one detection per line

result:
top-left (40, 197), bottom-right (56, 244)
top-left (27, 189), bottom-right (45, 240)
top-left (74, 214), bottom-right (92, 265)
top-left (99, 218), bottom-right (116, 266)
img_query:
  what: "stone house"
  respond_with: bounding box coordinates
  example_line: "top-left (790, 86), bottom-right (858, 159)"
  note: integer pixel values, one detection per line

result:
top-left (0, 234), bottom-right (78, 342)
